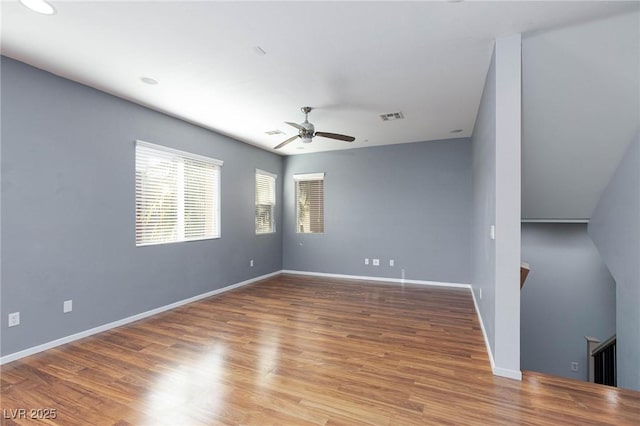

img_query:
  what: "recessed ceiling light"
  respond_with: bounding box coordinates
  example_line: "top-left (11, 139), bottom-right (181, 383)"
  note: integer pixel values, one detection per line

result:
top-left (450, 129), bottom-right (464, 134)
top-left (19, 0), bottom-right (56, 15)
top-left (140, 77), bottom-right (158, 85)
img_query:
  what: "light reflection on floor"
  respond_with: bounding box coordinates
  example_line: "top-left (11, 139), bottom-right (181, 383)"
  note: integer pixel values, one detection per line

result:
top-left (143, 344), bottom-right (227, 425)
top-left (256, 328), bottom-right (280, 387)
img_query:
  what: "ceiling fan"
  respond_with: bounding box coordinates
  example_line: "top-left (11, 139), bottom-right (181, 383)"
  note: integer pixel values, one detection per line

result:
top-left (274, 106), bottom-right (355, 149)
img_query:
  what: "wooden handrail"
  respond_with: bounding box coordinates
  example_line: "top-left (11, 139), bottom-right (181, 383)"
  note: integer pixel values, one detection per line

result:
top-left (520, 262), bottom-right (530, 289)
top-left (592, 334), bottom-right (616, 356)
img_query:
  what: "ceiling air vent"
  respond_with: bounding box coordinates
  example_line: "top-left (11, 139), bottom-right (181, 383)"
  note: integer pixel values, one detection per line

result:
top-left (265, 129), bottom-right (285, 135)
top-left (379, 112), bottom-right (404, 121)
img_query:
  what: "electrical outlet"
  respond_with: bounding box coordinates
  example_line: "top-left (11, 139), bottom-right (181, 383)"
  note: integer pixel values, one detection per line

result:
top-left (389, 259), bottom-right (395, 267)
top-left (250, 259), bottom-right (254, 267)
top-left (571, 362), bottom-right (579, 372)
top-left (365, 258), bottom-right (369, 265)
top-left (8, 312), bottom-right (20, 327)
top-left (64, 300), bottom-right (73, 313)
top-left (490, 225), bottom-right (496, 240)
top-left (479, 288), bottom-right (483, 300)
top-left (373, 259), bottom-right (380, 266)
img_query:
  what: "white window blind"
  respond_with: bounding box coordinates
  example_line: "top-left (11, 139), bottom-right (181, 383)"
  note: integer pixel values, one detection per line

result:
top-left (294, 173), bottom-right (324, 234)
top-left (135, 141), bottom-right (223, 246)
top-left (255, 169), bottom-right (277, 234)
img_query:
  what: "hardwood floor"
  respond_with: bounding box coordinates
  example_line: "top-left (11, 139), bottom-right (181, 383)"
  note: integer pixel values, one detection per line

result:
top-left (1, 274), bottom-right (638, 425)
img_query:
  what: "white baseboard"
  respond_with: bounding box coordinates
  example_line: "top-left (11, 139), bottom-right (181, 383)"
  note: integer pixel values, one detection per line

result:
top-left (282, 270), bottom-right (471, 289)
top-left (469, 287), bottom-right (522, 381)
top-left (493, 367), bottom-right (523, 380)
top-left (0, 271), bottom-right (281, 365)
top-left (469, 287), bottom-right (496, 371)
top-left (286, 270), bottom-right (523, 380)
top-left (2, 269), bottom-right (523, 382)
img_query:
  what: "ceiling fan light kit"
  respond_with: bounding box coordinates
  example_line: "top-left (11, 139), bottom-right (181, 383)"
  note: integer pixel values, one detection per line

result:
top-left (274, 107), bottom-right (355, 150)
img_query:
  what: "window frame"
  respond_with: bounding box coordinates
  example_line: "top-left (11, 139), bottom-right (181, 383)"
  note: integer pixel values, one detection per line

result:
top-left (294, 172), bottom-right (325, 234)
top-left (135, 140), bottom-right (223, 247)
top-left (255, 168), bottom-right (277, 235)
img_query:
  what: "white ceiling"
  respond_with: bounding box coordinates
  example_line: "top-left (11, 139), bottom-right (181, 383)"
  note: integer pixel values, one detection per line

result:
top-left (2, 1), bottom-right (638, 220)
top-left (1, 0), bottom-right (635, 157)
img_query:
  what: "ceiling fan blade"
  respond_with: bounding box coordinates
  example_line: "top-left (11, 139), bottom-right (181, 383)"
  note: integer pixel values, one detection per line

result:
top-left (285, 121), bottom-right (304, 130)
top-left (315, 131), bottom-right (355, 142)
top-left (273, 135), bottom-right (299, 150)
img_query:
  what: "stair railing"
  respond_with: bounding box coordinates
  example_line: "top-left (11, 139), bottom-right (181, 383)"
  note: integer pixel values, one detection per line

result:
top-left (585, 335), bottom-right (616, 386)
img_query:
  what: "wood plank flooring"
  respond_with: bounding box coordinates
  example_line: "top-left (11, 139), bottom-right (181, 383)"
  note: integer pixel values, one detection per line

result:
top-left (1, 274), bottom-right (638, 425)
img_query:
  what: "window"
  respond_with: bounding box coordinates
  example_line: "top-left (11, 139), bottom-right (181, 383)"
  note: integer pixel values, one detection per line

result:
top-left (135, 140), bottom-right (223, 246)
top-left (255, 169), bottom-right (277, 234)
top-left (294, 173), bottom-right (324, 234)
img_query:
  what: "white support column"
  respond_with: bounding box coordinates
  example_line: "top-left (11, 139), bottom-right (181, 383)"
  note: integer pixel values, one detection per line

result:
top-left (493, 33), bottom-right (522, 380)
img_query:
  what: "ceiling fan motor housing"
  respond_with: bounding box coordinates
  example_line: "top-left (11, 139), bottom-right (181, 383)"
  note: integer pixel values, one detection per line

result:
top-left (301, 130), bottom-right (314, 143)
top-left (300, 119), bottom-right (314, 143)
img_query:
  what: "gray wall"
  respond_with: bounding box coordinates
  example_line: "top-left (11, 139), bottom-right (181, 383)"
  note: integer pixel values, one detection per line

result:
top-left (589, 133), bottom-right (640, 391)
top-left (521, 11), bottom-right (639, 220)
top-left (282, 139), bottom-right (472, 284)
top-left (471, 49), bottom-right (497, 356)
top-left (521, 223), bottom-right (616, 381)
top-left (1, 57), bottom-right (283, 357)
